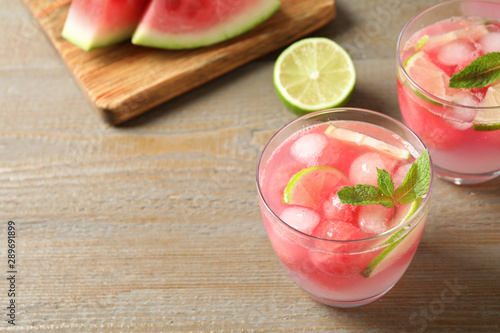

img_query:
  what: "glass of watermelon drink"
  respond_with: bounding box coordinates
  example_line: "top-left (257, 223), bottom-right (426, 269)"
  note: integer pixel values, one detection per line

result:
top-left (256, 108), bottom-right (433, 307)
top-left (396, 0), bottom-right (500, 185)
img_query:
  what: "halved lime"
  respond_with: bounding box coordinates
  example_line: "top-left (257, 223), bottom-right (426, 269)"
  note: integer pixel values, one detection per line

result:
top-left (361, 199), bottom-right (424, 278)
top-left (283, 166), bottom-right (347, 210)
top-left (324, 125), bottom-right (410, 160)
top-left (273, 38), bottom-right (356, 115)
top-left (475, 82), bottom-right (500, 131)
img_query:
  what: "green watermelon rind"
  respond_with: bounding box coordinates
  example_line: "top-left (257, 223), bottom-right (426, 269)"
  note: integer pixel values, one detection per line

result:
top-left (131, 0), bottom-right (282, 50)
top-left (62, 23), bottom-right (135, 51)
top-left (61, 1), bottom-right (142, 52)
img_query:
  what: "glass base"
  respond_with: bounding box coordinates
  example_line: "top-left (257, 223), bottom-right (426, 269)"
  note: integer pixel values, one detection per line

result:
top-left (306, 286), bottom-right (394, 308)
top-left (434, 166), bottom-right (500, 185)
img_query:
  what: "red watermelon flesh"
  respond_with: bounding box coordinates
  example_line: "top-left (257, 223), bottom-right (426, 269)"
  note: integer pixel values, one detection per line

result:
top-left (62, 0), bottom-right (150, 51)
top-left (132, 0), bottom-right (281, 49)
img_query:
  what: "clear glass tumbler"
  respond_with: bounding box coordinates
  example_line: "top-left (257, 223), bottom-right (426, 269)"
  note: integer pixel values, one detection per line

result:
top-left (396, 0), bottom-right (500, 185)
top-left (256, 108), bottom-right (433, 307)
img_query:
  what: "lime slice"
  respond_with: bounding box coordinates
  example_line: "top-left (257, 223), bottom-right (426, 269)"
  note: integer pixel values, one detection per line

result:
top-left (414, 35), bottom-right (428, 51)
top-left (361, 199), bottom-right (424, 278)
top-left (283, 166), bottom-right (347, 210)
top-left (324, 125), bottom-right (410, 160)
top-left (417, 24), bottom-right (488, 52)
top-left (404, 51), bottom-right (450, 101)
top-left (273, 37), bottom-right (356, 115)
top-left (475, 82), bottom-right (500, 131)
top-left (391, 199), bottom-right (422, 228)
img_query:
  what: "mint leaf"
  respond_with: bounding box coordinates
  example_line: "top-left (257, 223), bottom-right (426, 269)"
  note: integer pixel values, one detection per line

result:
top-left (394, 150), bottom-right (431, 204)
top-left (413, 150), bottom-right (431, 198)
top-left (338, 149), bottom-right (431, 208)
top-left (449, 52), bottom-right (500, 89)
top-left (394, 163), bottom-right (418, 204)
top-left (337, 185), bottom-right (394, 208)
top-left (377, 168), bottom-right (394, 198)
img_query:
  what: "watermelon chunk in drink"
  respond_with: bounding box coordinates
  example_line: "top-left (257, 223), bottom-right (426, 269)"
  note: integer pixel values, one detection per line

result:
top-left (322, 190), bottom-right (358, 223)
top-left (311, 220), bottom-right (375, 276)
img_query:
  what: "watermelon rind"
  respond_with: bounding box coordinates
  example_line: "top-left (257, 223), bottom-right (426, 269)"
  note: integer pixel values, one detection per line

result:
top-left (131, 0), bottom-right (282, 50)
top-left (62, 20), bottom-right (135, 52)
top-left (61, 0), bottom-right (148, 51)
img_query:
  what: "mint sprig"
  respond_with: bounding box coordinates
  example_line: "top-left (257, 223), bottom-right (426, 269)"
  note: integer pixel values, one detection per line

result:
top-left (449, 52), bottom-right (500, 89)
top-left (338, 150), bottom-right (430, 208)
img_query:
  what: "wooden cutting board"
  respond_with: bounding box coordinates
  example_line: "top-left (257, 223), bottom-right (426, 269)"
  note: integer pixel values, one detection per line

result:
top-left (22, 0), bottom-right (336, 125)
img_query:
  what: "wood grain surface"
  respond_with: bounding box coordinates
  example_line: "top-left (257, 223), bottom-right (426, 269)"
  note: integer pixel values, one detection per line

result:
top-left (21, 0), bottom-right (336, 124)
top-left (1, 0), bottom-right (499, 332)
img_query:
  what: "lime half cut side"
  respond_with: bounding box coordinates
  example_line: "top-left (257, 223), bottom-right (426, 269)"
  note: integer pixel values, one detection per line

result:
top-left (361, 199), bottom-right (424, 278)
top-left (274, 38), bottom-right (356, 115)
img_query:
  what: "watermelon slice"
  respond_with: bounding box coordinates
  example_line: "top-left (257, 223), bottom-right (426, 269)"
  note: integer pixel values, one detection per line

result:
top-left (62, 0), bottom-right (150, 51)
top-left (132, 0), bottom-right (282, 49)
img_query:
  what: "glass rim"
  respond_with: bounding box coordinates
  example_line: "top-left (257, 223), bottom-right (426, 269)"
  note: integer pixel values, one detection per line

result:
top-left (396, 0), bottom-right (500, 111)
top-left (255, 107), bottom-right (434, 245)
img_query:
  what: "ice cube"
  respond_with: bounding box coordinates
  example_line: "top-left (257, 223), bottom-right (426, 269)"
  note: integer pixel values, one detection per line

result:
top-left (393, 163), bottom-right (412, 188)
top-left (323, 192), bottom-right (358, 223)
top-left (437, 40), bottom-right (476, 67)
top-left (349, 152), bottom-right (398, 186)
top-left (480, 32), bottom-right (500, 53)
top-left (313, 219), bottom-right (364, 241)
top-left (279, 206), bottom-right (320, 234)
top-left (311, 220), bottom-right (373, 276)
top-left (451, 91), bottom-right (480, 108)
top-left (447, 91), bottom-right (479, 130)
top-left (266, 162), bottom-right (302, 209)
top-left (357, 205), bottom-right (393, 235)
top-left (313, 141), bottom-right (343, 169)
top-left (290, 133), bottom-right (328, 165)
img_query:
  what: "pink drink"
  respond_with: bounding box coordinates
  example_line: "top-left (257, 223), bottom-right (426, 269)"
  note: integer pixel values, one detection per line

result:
top-left (397, 0), bottom-right (500, 184)
top-left (256, 108), bottom-right (432, 307)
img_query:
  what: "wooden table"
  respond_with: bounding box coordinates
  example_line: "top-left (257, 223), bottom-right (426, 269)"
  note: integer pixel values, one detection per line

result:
top-left (1, 0), bottom-right (499, 331)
